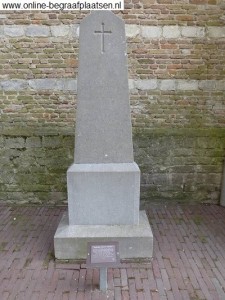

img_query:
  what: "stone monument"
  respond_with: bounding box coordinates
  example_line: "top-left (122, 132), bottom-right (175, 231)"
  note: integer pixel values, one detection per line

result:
top-left (54, 11), bottom-right (153, 260)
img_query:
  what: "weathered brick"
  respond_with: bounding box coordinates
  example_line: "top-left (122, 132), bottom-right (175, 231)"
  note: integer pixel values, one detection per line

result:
top-left (26, 137), bottom-right (42, 148)
top-left (5, 137), bottom-right (25, 149)
top-left (42, 136), bottom-right (63, 148)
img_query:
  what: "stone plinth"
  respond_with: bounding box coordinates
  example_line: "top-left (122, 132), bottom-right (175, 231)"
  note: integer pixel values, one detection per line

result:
top-left (54, 211), bottom-right (153, 260)
top-left (68, 163), bottom-right (140, 225)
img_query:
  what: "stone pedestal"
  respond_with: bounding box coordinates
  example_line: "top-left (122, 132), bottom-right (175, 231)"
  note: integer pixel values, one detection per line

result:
top-left (54, 211), bottom-right (153, 260)
top-left (67, 163), bottom-right (140, 225)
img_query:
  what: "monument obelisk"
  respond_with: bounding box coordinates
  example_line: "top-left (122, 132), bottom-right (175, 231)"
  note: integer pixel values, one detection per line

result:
top-left (54, 11), bottom-right (153, 260)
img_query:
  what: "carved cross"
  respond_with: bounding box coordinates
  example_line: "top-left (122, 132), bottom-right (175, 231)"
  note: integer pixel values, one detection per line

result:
top-left (94, 23), bottom-right (112, 53)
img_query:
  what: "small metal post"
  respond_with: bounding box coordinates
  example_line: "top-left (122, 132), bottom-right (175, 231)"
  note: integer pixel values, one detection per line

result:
top-left (100, 267), bottom-right (107, 291)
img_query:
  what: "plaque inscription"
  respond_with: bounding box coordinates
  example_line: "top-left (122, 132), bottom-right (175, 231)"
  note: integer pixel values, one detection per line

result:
top-left (87, 242), bottom-right (120, 267)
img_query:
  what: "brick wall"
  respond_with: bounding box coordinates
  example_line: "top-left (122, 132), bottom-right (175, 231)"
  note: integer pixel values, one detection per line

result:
top-left (0, 1), bottom-right (225, 205)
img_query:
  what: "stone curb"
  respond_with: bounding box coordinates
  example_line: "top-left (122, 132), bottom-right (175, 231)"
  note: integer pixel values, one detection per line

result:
top-left (0, 79), bottom-right (224, 92)
top-left (0, 25), bottom-right (225, 39)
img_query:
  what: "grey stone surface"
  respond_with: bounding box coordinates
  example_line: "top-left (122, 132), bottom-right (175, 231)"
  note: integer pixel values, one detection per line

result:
top-left (74, 11), bottom-right (134, 164)
top-left (62, 79), bottom-right (77, 91)
top-left (67, 163), bottom-right (140, 225)
top-left (141, 26), bottom-right (162, 39)
top-left (177, 80), bottom-right (198, 91)
top-left (26, 137), bottom-right (42, 148)
top-left (208, 26), bottom-right (225, 38)
top-left (216, 80), bottom-right (225, 91)
top-left (159, 79), bottom-right (176, 91)
top-left (1, 78), bottom-right (225, 92)
top-left (28, 79), bottom-right (64, 90)
top-left (29, 79), bottom-right (54, 90)
top-left (220, 161), bottom-right (225, 207)
top-left (25, 25), bottom-right (50, 37)
top-left (2, 24), bottom-right (225, 40)
top-left (4, 25), bottom-right (24, 37)
top-left (54, 211), bottom-right (153, 260)
top-left (125, 24), bottom-right (140, 38)
top-left (163, 25), bottom-right (181, 38)
top-left (199, 80), bottom-right (216, 90)
top-left (70, 25), bottom-right (80, 38)
top-left (1, 80), bottom-right (27, 91)
top-left (181, 26), bottom-right (205, 38)
top-left (5, 137), bottom-right (25, 149)
top-left (135, 79), bottom-right (157, 90)
top-left (51, 25), bottom-right (70, 37)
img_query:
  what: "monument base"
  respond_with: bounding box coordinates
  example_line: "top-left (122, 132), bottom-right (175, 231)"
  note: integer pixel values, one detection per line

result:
top-left (54, 211), bottom-right (153, 260)
top-left (67, 162), bottom-right (140, 225)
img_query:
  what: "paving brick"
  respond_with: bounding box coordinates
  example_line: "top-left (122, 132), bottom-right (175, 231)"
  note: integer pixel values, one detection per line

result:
top-left (166, 290), bottom-right (175, 300)
top-left (107, 268), bottom-right (114, 290)
top-left (114, 287), bottom-right (122, 300)
top-left (152, 259), bottom-right (161, 278)
top-left (211, 278), bottom-right (225, 299)
top-left (160, 268), bottom-right (171, 292)
top-left (133, 269), bottom-right (143, 291)
top-left (163, 258), bottom-right (174, 278)
top-left (142, 279), bottom-right (152, 300)
top-left (180, 289), bottom-right (190, 300)
top-left (137, 291), bottom-right (145, 300)
top-left (121, 290), bottom-right (130, 300)
top-left (0, 204), bottom-right (225, 299)
top-left (156, 278), bottom-right (166, 297)
top-left (188, 266), bottom-right (201, 290)
top-left (128, 279), bottom-right (137, 300)
top-left (120, 269), bottom-right (128, 288)
top-left (139, 268), bottom-right (148, 279)
top-left (170, 278), bottom-right (182, 300)
top-left (151, 291), bottom-right (160, 300)
top-left (197, 276), bottom-right (214, 300)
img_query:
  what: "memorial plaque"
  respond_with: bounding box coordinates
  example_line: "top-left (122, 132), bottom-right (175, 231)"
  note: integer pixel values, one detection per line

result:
top-left (86, 242), bottom-right (120, 267)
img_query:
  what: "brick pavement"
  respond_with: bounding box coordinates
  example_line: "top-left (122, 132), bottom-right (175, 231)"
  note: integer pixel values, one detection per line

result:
top-left (0, 204), bottom-right (225, 300)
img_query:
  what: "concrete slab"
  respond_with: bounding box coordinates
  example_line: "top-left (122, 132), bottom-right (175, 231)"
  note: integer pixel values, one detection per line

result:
top-left (54, 210), bottom-right (153, 260)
